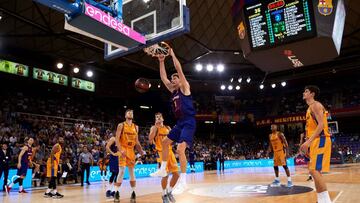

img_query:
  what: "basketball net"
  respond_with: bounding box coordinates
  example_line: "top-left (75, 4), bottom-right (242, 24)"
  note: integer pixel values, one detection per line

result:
top-left (143, 42), bottom-right (171, 57)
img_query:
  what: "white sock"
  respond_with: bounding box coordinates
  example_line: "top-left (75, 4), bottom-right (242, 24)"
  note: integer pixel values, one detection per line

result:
top-left (180, 173), bottom-right (186, 183)
top-left (160, 161), bottom-right (167, 171)
top-left (114, 186), bottom-right (119, 192)
top-left (19, 186), bottom-right (23, 191)
top-left (162, 189), bottom-right (166, 195)
top-left (52, 189), bottom-right (57, 194)
top-left (9, 183), bottom-right (14, 188)
top-left (167, 186), bottom-right (173, 193)
top-left (275, 177), bottom-right (279, 181)
top-left (131, 187), bottom-right (135, 193)
top-left (287, 177), bottom-right (292, 181)
top-left (46, 189), bottom-right (51, 193)
top-left (109, 183), bottom-right (113, 191)
top-left (317, 191), bottom-right (332, 203)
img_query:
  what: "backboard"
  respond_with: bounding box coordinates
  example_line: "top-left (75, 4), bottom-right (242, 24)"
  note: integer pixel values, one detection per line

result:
top-left (104, 0), bottom-right (190, 60)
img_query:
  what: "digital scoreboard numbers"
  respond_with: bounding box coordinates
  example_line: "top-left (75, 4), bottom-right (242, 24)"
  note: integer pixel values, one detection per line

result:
top-left (244, 0), bottom-right (316, 50)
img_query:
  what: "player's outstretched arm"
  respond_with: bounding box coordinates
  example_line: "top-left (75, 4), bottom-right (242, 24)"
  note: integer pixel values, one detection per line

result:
top-left (158, 55), bottom-right (174, 92)
top-left (169, 49), bottom-right (190, 95)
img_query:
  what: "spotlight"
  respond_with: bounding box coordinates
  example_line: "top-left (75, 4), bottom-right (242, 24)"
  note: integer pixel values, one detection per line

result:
top-left (235, 85), bottom-right (240, 90)
top-left (56, 62), bottom-right (63, 69)
top-left (271, 83), bottom-right (276, 88)
top-left (220, 85), bottom-right (226, 90)
top-left (143, 0), bottom-right (150, 3)
top-left (238, 77), bottom-right (242, 83)
top-left (228, 85), bottom-right (233, 90)
top-left (73, 67), bottom-right (79, 73)
top-left (86, 70), bottom-right (93, 77)
top-left (230, 78), bottom-right (234, 83)
top-left (246, 77), bottom-right (251, 83)
top-left (158, 84), bottom-right (161, 88)
top-left (259, 84), bottom-right (264, 89)
top-left (206, 64), bottom-right (214, 72)
top-left (281, 81), bottom-right (287, 87)
top-left (216, 64), bottom-right (225, 72)
top-left (195, 64), bottom-right (203, 72)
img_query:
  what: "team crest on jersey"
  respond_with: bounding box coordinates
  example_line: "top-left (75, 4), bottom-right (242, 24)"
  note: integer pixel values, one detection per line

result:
top-left (318, 0), bottom-right (333, 16)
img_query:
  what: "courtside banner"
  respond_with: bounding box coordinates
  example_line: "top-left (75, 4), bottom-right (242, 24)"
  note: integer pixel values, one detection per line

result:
top-left (217, 158), bottom-right (295, 169)
top-left (87, 162), bottom-right (204, 181)
top-left (0, 169), bottom-right (32, 189)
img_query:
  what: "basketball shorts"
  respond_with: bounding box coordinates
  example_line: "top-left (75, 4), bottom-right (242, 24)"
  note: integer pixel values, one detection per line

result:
top-left (157, 150), bottom-right (178, 173)
top-left (119, 147), bottom-right (136, 168)
top-left (46, 159), bottom-right (59, 177)
top-left (167, 117), bottom-right (196, 147)
top-left (17, 164), bottom-right (28, 176)
top-left (273, 150), bottom-right (286, 166)
top-left (309, 136), bottom-right (332, 173)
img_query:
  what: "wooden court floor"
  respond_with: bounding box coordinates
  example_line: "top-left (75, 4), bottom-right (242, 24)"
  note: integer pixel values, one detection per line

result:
top-left (2, 163), bottom-right (360, 203)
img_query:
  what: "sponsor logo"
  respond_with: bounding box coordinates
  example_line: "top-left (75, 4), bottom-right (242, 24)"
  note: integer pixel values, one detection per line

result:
top-left (230, 185), bottom-right (268, 194)
top-left (84, 3), bottom-right (145, 44)
top-left (284, 50), bottom-right (304, 68)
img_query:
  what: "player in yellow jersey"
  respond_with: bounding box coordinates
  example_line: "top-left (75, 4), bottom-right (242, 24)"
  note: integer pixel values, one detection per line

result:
top-left (114, 109), bottom-right (145, 202)
top-left (267, 124), bottom-right (293, 187)
top-left (300, 85), bottom-right (332, 203)
top-left (44, 137), bottom-right (64, 199)
top-left (149, 113), bottom-right (179, 203)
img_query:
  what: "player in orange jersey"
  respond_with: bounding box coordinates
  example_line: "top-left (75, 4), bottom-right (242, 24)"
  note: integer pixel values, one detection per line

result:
top-left (300, 85), bottom-right (332, 203)
top-left (114, 109), bottom-right (145, 202)
top-left (267, 124), bottom-right (293, 187)
top-left (149, 112), bottom-right (179, 203)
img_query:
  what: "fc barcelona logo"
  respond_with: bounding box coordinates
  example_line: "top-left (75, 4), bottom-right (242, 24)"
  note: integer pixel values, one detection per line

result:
top-left (318, 0), bottom-right (333, 16)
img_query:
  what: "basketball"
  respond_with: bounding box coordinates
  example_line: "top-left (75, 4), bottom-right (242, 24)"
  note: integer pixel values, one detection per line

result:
top-left (135, 78), bottom-right (151, 93)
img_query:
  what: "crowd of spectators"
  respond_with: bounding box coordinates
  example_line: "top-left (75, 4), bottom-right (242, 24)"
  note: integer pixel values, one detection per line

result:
top-left (1, 84), bottom-right (360, 188)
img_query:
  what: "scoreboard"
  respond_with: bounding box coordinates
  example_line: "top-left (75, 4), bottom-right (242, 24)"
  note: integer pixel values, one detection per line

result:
top-left (233, 0), bottom-right (346, 71)
top-left (244, 0), bottom-right (316, 50)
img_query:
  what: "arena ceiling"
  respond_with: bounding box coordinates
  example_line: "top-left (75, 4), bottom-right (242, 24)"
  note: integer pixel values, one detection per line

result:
top-left (0, 0), bottom-right (360, 90)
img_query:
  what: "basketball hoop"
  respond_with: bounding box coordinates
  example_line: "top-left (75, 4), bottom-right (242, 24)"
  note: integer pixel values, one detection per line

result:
top-left (143, 42), bottom-right (171, 57)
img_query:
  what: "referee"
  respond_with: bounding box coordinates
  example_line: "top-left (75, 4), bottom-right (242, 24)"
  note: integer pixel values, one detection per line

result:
top-left (78, 146), bottom-right (93, 186)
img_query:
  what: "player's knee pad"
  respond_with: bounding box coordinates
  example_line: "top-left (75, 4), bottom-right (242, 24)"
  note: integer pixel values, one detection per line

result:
top-left (283, 165), bottom-right (288, 170)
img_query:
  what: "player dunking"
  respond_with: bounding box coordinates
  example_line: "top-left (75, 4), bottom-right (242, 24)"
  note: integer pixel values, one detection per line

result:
top-left (44, 136), bottom-right (64, 198)
top-left (105, 135), bottom-right (119, 198)
top-left (150, 47), bottom-right (196, 194)
top-left (149, 113), bottom-right (179, 203)
top-left (6, 137), bottom-right (34, 194)
top-left (300, 86), bottom-right (332, 203)
top-left (267, 124), bottom-right (293, 187)
top-left (114, 109), bottom-right (145, 202)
